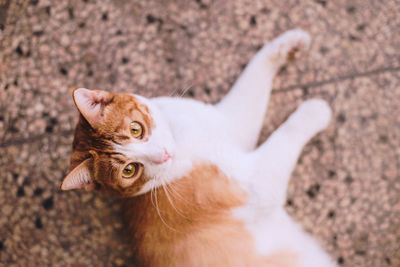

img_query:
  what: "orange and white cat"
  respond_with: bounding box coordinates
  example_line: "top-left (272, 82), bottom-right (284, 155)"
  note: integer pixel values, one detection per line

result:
top-left (61, 29), bottom-right (336, 267)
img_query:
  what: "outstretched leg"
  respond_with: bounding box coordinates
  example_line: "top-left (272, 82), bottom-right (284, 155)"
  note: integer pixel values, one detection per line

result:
top-left (248, 99), bottom-right (332, 207)
top-left (216, 29), bottom-right (311, 151)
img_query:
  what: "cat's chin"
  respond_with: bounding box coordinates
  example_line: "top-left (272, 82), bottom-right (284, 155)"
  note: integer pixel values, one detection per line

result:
top-left (145, 157), bottom-right (174, 177)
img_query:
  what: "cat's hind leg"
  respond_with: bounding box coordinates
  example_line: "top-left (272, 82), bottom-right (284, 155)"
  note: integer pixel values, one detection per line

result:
top-left (246, 99), bottom-right (331, 207)
top-left (216, 30), bottom-right (311, 151)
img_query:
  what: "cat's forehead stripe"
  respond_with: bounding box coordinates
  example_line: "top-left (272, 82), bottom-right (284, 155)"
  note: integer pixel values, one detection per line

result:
top-left (110, 157), bottom-right (126, 165)
top-left (112, 134), bottom-right (131, 145)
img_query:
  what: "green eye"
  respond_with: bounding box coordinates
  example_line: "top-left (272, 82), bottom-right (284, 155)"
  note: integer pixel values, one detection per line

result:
top-left (130, 121), bottom-right (143, 139)
top-left (122, 163), bottom-right (139, 178)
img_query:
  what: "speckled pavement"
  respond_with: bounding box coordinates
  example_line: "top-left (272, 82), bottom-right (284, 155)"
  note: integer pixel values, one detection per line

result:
top-left (1, 0), bottom-right (399, 266)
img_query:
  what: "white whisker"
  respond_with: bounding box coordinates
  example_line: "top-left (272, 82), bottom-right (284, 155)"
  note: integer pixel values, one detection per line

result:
top-left (166, 182), bottom-right (194, 207)
top-left (151, 180), bottom-right (180, 232)
top-left (168, 86), bottom-right (180, 97)
top-left (162, 183), bottom-right (190, 220)
top-left (179, 83), bottom-right (194, 97)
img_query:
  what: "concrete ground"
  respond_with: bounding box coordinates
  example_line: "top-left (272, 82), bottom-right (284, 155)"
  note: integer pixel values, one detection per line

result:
top-left (1, 0), bottom-right (399, 266)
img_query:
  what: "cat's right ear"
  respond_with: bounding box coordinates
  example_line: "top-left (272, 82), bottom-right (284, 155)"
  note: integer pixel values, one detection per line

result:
top-left (60, 158), bottom-right (95, 191)
top-left (73, 88), bottom-right (113, 128)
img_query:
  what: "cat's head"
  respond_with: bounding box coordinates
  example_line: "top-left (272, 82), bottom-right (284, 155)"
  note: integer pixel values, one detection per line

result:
top-left (60, 88), bottom-right (175, 197)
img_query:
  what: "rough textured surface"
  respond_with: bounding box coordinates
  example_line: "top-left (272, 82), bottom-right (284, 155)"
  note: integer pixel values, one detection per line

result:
top-left (1, 0), bottom-right (399, 266)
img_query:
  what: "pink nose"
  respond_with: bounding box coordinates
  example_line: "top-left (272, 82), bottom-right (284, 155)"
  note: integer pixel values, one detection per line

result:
top-left (161, 150), bottom-right (172, 163)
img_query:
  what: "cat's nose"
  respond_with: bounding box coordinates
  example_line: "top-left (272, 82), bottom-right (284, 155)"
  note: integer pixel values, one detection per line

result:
top-left (145, 148), bottom-right (172, 164)
top-left (161, 150), bottom-right (172, 163)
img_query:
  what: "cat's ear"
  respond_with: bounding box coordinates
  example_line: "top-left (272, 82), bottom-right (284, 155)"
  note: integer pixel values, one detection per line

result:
top-left (73, 88), bottom-right (113, 128)
top-left (60, 158), bottom-right (95, 191)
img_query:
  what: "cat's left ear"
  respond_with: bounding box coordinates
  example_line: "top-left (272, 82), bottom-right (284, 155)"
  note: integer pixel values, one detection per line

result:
top-left (60, 158), bottom-right (95, 191)
top-left (73, 88), bottom-right (113, 128)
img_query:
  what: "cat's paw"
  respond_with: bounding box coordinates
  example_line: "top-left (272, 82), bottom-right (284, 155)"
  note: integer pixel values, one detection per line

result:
top-left (294, 99), bottom-right (332, 134)
top-left (264, 29), bottom-right (311, 67)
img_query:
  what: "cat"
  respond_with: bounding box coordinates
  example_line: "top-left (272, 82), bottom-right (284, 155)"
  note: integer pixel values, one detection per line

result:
top-left (60, 29), bottom-right (336, 267)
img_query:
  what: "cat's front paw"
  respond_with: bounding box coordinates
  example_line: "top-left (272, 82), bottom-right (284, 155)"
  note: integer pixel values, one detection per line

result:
top-left (264, 29), bottom-right (311, 66)
top-left (294, 99), bottom-right (332, 134)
